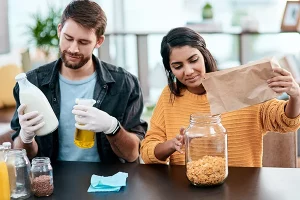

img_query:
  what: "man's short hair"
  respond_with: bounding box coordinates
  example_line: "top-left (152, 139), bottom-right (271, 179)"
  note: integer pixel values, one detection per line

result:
top-left (61, 0), bottom-right (107, 39)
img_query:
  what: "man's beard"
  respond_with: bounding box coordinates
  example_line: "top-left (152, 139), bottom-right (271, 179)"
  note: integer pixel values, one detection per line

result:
top-left (60, 49), bottom-right (90, 70)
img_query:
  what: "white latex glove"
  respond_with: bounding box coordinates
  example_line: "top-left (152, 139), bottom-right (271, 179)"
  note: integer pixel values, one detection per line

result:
top-left (72, 105), bottom-right (118, 134)
top-left (18, 104), bottom-right (45, 143)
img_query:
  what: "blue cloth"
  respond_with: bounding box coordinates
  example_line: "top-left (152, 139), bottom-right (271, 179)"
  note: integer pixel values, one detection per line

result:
top-left (87, 172), bottom-right (128, 192)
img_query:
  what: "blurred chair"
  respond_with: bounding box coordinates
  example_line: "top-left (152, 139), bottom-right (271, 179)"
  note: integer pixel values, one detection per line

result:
top-left (265, 56), bottom-right (299, 167)
top-left (0, 106), bottom-right (14, 145)
top-left (0, 61), bottom-right (20, 146)
top-left (263, 131), bottom-right (298, 168)
top-left (0, 63), bottom-right (22, 108)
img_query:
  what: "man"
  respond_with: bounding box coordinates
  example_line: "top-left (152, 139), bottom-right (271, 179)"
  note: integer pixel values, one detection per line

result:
top-left (11, 0), bottom-right (147, 163)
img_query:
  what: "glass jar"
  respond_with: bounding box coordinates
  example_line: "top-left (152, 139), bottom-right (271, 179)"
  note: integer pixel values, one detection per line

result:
top-left (5, 149), bottom-right (31, 199)
top-left (185, 113), bottom-right (228, 186)
top-left (31, 157), bottom-right (54, 197)
top-left (74, 98), bottom-right (96, 149)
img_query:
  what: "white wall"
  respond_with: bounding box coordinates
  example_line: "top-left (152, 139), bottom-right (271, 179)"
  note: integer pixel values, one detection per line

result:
top-left (0, 0), bottom-right (9, 54)
top-left (7, 0), bottom-right (113, 51)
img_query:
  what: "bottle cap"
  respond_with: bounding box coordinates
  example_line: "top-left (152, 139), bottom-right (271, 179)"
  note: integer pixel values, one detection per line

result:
top-left (75, 98), bottom-right (96, 106)
top-left (2, 142), bottom-right (11, 149)
top-left (15, 73), bottom-right (27, 81)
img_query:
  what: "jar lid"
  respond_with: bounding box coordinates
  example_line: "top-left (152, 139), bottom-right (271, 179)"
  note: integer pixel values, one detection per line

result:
top-left (7, 149), bottom-right (26, 156)
top-left (32, 157), bottom-right (51, 165)
top-left (190, 112), bottom-right (221, 123)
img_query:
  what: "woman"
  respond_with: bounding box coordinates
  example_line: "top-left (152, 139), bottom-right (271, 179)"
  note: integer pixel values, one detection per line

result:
top-left (140, 27), bottom-right (300, 167)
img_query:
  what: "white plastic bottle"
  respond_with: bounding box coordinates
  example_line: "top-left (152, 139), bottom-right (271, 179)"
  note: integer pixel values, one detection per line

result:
top-left (2, 142), bottom-right (11, 158)
top-left (15, 73), bottom-right (59, 136)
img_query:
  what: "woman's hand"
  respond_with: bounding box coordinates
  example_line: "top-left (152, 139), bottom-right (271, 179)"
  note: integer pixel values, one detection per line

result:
top-left (171, 127), bottom-right (185, 153)
top-left (268, 67), bottom-right (300, 118)
top-left (154, 127), bottom-right (186, 161)
top-left (267, 67), bottom-right (300, 98)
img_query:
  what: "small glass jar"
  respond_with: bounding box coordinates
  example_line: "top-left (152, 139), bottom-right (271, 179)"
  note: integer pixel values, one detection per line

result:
top-left (185, 113), bottom-right (228, 186)
top-left (5, 149), bottom-right (32, 199)
top-left (74, 98), bottom-right (96, 149)
top-left (31, 157), bottom-right (54, 197)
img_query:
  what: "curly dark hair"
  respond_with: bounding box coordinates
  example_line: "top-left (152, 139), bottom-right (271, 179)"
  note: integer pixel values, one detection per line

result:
top-left (160, 27), bottom-right (217, 99)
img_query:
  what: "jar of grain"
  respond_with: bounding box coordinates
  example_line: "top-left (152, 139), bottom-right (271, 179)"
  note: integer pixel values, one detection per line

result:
top-left (31, 157), bottom-right (54, 197)
top-left (185, 113), bottom-right (228, 186)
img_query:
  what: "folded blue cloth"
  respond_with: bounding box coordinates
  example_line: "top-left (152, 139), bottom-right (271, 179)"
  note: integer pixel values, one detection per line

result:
top-left (87, 172), bottom-right (128, 192)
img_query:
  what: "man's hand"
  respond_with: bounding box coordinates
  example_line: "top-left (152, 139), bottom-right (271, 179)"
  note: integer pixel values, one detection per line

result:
top-left (72, 105), bottom-right (118, 134)
top-left (18, 104), bottom-right (45, 143)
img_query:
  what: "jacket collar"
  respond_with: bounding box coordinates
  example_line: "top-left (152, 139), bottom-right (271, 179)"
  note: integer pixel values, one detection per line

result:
top-left (41, 54), bottom-right (115, 87)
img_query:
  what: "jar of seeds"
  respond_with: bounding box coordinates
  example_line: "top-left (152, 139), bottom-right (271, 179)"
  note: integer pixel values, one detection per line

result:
top-left (31, 157), bottom-right (54, 197)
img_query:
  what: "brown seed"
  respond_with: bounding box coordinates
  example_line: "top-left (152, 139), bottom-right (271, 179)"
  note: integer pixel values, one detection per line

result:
top-left (32, 175), bottom-right (54, 197)
top-left (187, 155), bottom-right (226, 186)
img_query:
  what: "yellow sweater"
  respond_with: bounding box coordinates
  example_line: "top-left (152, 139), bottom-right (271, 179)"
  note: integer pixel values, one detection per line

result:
top-left (140, 86), bottom-right (300, 167)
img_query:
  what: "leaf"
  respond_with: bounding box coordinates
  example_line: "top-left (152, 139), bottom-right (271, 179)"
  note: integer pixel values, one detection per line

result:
top-left (27, 5), bottom-right (62, 57)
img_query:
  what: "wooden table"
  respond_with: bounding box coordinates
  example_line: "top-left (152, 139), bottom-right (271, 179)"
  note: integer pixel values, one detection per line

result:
top-left (28, 162), bottom-right (300, 200)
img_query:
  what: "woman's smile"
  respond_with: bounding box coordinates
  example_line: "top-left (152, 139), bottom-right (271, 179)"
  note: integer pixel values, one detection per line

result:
top-left (185, 74), bottom-right (200, 83)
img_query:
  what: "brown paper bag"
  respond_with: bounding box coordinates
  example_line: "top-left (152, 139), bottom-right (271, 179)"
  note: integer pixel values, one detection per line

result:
top-left (202, 57), bottom-right (281, 115)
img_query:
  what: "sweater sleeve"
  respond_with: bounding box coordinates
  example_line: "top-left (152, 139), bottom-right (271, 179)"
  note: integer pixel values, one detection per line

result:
top-left (259, 98), bottom-right (300, 133)
top-left (140, 87), bottom-right (169, 164)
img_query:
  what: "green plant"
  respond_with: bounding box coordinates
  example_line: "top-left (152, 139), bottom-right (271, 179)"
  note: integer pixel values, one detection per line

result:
top-left (27, 6), bottom-right (62, 58)
top-left (202, 3), bottom-right (213, 20)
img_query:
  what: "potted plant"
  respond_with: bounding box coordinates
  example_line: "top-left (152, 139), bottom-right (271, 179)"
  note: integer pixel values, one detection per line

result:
top-left (27, 6), bottom-right (62, 60)
top-left (202, 3), bottom-right (213, 20)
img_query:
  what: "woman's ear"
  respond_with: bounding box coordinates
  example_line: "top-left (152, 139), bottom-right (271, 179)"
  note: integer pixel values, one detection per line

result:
top-left (95, 35), bottom-right (105, 48)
